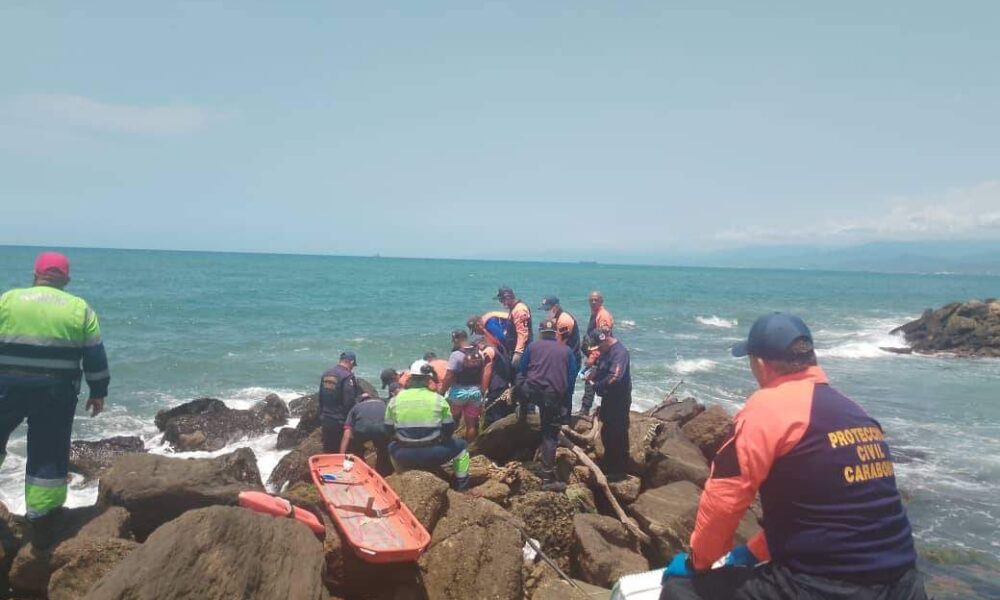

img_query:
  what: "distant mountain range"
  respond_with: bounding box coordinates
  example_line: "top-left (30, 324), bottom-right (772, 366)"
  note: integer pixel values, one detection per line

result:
top-left (663, 240), bottom-right (1000, 274)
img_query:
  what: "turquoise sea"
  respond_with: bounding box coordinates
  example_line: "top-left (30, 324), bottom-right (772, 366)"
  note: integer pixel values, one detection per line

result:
top-left (1, 246), bottom-right (998, 594)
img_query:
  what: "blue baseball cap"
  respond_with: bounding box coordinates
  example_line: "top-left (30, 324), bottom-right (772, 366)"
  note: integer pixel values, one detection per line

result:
top-left (340, 351), bottom-right (358, 365)
top-left (540, 295), bottom-right (560, 309)
top-left (731, 313), bottom-right (813, 361)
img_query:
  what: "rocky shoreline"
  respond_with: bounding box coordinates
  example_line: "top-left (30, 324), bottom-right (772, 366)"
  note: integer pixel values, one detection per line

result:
top-left (888, 299), bottom-right (1000, 357)
top-left (0, 389), bottom-right (993, 599)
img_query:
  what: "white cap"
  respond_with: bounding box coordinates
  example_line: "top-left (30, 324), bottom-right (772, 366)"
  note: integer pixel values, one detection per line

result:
top-left (409, 359), bottom-right (432, 376)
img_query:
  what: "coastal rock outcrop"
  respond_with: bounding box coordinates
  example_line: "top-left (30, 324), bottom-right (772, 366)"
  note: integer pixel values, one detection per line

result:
top-left (48, 536), bottom-right (138, 600)
top-left (509, 491), bottom-right (576, 567)
top-left (98, 447), bottom-right (263, 540)
top-left (681, 405), bottom-right (734, 461)
top-left (647, 398), bottom-right (705, 427)
top-left (571, 513), bottom-right (649, 589)
top-left (419, 490), bottom-right (525, 600)
top-left (161, 394), bottom-right (289, 452)
top-left (890, 299), bottom-right (1000, 357)
top-left (470, 412), bottom-right (542, 463)
top-left (628, 480), bottom-right (760, 564)
top-left (643, 435), bottom-right (710, 489)
top-left (84, 505), bottom-right (328, 600)
top-left (269, 430), bottom-right (323, 491)
top-left (154, 397), bottom-right (227, 431)
top-left (385, 471), bottom-right (450, 532)
top-left (69, 436), bottom-right (147, 481)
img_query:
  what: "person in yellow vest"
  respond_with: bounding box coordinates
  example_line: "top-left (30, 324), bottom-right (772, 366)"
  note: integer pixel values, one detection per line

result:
top-left (0, 252), bottom-right (109, 544)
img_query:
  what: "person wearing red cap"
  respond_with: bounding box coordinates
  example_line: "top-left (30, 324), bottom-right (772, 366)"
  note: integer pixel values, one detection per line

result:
top-left (0, 252), bottom-right (110, 544)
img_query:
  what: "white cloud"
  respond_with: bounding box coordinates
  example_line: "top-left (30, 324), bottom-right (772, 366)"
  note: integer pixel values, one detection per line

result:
top-left (9, 93), bottom-right (211, 135)
top-left (715, 181), bottom-right (1000, 243)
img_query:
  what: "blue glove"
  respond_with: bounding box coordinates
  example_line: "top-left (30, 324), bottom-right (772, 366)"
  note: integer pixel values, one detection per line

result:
top-left (661, 552), bottom-right (694, 582)
top-left (723, 544), bottom-right (758, 568)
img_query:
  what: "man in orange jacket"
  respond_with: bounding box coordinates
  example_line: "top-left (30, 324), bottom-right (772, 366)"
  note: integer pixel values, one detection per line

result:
top-left (497, 286), bottom-right (532, 369)
top-left (660, 313), bottom-right (925, 599)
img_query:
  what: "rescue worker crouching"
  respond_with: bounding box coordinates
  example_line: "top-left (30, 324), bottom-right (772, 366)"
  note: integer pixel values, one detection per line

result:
top-left (515, 319), bottom-right (577, 492)
top-left (0, 252), bottom-right (109, 544)
top-left (384, 360), bottom-right (471, 490)
top-left (660, 313), bottom-right (926, 600)
top-left (439, 330), bottom-right (487, 443)
top-left (339, 392), bottom-right (393, 476)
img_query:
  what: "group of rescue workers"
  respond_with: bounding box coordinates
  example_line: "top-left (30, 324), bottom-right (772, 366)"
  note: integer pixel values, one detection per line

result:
top-left (0, 252), bottom-right (928, 599)
top-left (315, 286), bottom-right (631, 494)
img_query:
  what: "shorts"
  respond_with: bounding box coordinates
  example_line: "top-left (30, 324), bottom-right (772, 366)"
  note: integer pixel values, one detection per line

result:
top-left (448, 386), bottom-right (482, 420)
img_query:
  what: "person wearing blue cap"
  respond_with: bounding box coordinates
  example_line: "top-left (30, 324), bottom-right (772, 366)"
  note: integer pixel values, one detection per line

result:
top-left (318, 351), bottom-right (360, 453)
top-left (659, 313), bottom-right (925, 600)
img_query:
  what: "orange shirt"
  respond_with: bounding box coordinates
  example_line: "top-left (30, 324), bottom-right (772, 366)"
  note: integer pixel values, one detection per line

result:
top-left (509, 301), bottom-right (532, 354)
top-left (427, 359), bottom-right (448, 392)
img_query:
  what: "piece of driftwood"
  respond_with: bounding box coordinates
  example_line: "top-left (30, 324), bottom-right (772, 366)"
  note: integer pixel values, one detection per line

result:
top-left (561, 416), bottom-right (602, 447)
top-left (561, 433), bottom-right (651, 546)
top-left (642, 379), bottom-right (685, 416)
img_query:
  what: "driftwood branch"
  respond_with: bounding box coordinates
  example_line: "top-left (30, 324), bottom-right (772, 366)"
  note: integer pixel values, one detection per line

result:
top-left (560, 433), bottom-right (651, 546)
top-left (561, 416), bottom-right (602, 447)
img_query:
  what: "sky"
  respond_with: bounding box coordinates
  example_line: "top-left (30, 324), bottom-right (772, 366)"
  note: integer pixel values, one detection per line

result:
top-left (1, 1), bottom-right (998, 260)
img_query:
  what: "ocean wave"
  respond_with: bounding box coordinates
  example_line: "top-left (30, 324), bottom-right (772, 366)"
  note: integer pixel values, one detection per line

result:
top-left (696, 315), bottom-right (737, 329)
top-left (815, 318), bottom-right (910, 360)
top-left (618, 319), bottom-right (637, 330)
top-left (670, 358), bottom-right (718, 375)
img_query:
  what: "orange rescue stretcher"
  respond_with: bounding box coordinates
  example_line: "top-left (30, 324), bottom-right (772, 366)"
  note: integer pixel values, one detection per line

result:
top-left (309, 453), bottom-right (431, 563)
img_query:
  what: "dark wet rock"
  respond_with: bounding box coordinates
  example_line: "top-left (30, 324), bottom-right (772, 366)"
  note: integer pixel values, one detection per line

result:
top-left (69, 436), bottom-right (147, 481)
top-left (48, 536), bottom-right (138, 600)
top-left (386, 470), bottom-right (450, 532)
top-left (647, 398), bottom-right (705, 427)
top-left (276, 426), bottom-right (309, 450)
top-left (681, 405), bottom-right (733, 461)
top-left (626, 414), bottom-right (674, 476)
top-left (880, 346), bottom-right (913, 355)
top-left (98, 447), bottom-right (263, 540)
top-left (470, 411), bottom-right (542, 463)
top-left (419, 490), bottom-right (524, 600)
top-left (9, 506), bottom-right (130, 596)
top-left (0, 501), bottom-right (30, 591)
top-left (643, 436), bottom-right (710, 489)
top-left (84, 505), bottom-right (328, 600)
top-left (890, 299), bottom-right (1000, 357)
top-left (288, 393), bottom-right (317, 417)
top-left (608, 474), bottom-right (641, 506)
top-left (268, 429), bottom-right (323, 491)
top-left (162, 394), bottom-right (289, 452)
top-left (279, 482), bottom-right (325, 520)
top-left (571, 513), bottom-right (649, 589)
top-left (628, 481), bottom-right (760, 564)
top-left (154, 397), bottom-right (227, 431)
top-left (509, 491), bottom-right (576, 567)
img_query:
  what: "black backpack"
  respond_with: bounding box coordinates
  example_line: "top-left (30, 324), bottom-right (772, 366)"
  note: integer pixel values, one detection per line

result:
top-left (456, 346), bottom-right (485, 385)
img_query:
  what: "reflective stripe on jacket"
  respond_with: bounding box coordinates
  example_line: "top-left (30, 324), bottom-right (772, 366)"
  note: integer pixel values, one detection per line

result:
top-left (385, 387), bottom-right (453, 446)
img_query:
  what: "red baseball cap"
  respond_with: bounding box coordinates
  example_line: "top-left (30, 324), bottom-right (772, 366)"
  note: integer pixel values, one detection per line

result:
top-left (34, 252), bottom-right (70, 278)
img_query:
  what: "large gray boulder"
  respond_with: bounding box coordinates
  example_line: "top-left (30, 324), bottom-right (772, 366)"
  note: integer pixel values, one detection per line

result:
top-left (98, 448), bottom-right (263, 540)
top-left (643, 436), bottom-right (710, 489)
top-left (48, 536), bottom-right (138, 600)
top-left (154, 398), bottom-right (227, 431)
top-left (681, 405), bottom-right (733, 462)
top-left (571, 513), bottom-right (649, 589)
top-left (70, 436), bottom-right (147, 481)
top-left (385, 470), bottom-right (450, 532)
top-left (647, 398), bottom-right (704, 427)
top-left (509, 491), bottom-right (576, 567)
top-left (268, 429), bottom-right (322, 491)
top-left (628, 481), bottom-right (760, 564)
top-left (83, 506), bottom-right (328, 600)
top-left (470, 412), bottom-right (542, 463)
top-left (9, 506), bottom-right (131, 597)
top-left (161, 394), bottom-right (289, 452)
top-left (419, 490), bottom-right (525, 600)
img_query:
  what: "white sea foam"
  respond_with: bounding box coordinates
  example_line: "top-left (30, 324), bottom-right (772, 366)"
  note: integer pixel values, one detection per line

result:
top-left (815, 318), bottom-right (911, 360)
top-left (670, 358), bottom-right (718, 375)
top-left (618, 319), bottom-right (637, 330)
top-left (696, 315), bottom-right (738, 329)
